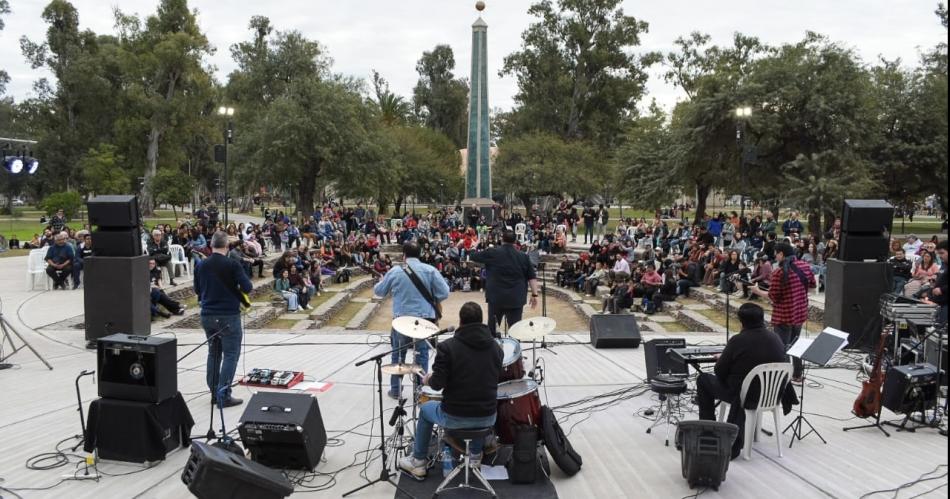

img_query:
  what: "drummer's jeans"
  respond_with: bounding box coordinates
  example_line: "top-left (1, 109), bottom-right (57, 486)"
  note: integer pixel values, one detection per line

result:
top-left (412, 402), bottom-right (496, 460)
top-left (390, 330), bottom-right (430, 396)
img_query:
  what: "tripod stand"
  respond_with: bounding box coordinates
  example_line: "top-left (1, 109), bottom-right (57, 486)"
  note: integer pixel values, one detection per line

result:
top-left (0, 311), bottom-right (53, 370)
top-left (783, 365), bottom-right (827, 446)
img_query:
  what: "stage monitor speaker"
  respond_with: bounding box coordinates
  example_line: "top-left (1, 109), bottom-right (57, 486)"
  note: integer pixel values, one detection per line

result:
top-left (675, 420), bottom-right (738, 491)
top-left (87, 195), bottom-right (141, 228)
top-left (841, 199), bottom-right (894, 234)
top-left (98, 334), bottom-right (176, 403)
top-left (590, 314), bottom-right (641, 348)
top-left (881, 363), bottom-right (938, 414)
top-left (824, 259), bottom-right (890, 351)
top-left (181, 441), bottom-right (294, 499)
top-left (644, 338), bottom-right (687, 381)
top-left (84, 256), bottom-right (151, 342)
top-left (238, 392), bottom-right (327, 471)
top-left (92, 228), bottom-right (142, 257)
top-left (838, 233), bottom-right (889, 262)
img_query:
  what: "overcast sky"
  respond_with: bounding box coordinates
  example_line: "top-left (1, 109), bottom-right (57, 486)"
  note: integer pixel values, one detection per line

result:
top-left (1, 0), bottom-right (946, 113)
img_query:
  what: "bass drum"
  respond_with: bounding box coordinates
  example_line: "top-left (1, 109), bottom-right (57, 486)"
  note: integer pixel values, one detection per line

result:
top-left (495, 379), bottom-right (542, 444)
top-left (498, 338), bottom-right (526, 382)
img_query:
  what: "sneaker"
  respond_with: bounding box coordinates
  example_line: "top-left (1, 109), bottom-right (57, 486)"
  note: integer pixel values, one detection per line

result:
top-left (791, 377), bottom-right (804, 385)
top-left (175, 305), bottom-right (187, 316)
top-left (218, 397), bottom-right (244, 408)
top-left (397, 455), bottom-right (427, 481)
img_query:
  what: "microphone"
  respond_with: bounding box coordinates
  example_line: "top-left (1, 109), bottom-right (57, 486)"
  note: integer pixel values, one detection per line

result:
top-left (432, 326), bottom-right (456, 337)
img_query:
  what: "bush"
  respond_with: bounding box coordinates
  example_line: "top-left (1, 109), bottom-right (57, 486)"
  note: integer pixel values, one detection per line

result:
top-left (39, 191), bottom-right (84, 219)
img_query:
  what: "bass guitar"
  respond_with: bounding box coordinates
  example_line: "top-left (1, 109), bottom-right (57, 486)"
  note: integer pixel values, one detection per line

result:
top-left (852, 325), bottom-right (892, 418)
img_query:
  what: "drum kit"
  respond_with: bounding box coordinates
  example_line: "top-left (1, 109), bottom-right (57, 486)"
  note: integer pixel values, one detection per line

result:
top-left (381, 314), bottom-right (558, 463)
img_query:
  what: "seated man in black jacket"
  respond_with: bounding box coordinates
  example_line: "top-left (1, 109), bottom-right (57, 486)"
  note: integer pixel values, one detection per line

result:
top-left (399, 302), bottom-right (503, 480)
top-left (696, 303), bottom-right (788, 420)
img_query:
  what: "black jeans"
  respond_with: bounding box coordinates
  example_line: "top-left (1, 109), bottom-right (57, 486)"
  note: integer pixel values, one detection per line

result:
top-left (696, 373), bottom-right (731, 421)
top-left (487, 302), bottom-right (523, 337)
top-left (774, 324), bottom-right (803, 378)
top-left (46, 264), bottom-right (72, 287)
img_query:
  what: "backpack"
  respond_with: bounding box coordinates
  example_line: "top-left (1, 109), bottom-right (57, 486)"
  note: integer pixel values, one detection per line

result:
top-left (643, 296), bottom-right (657, 315)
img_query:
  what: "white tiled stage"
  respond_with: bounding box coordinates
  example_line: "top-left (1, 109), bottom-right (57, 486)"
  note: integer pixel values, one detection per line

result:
top-left (0, 328), bottom-right (946, 499)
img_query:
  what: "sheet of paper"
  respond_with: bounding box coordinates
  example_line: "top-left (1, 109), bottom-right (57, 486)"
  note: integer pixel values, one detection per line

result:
top-left (786, 337), bottom-right (814, 359)
top-left (822, 327), bottom-right (850, 349)
top-left (292, 381), bottom-right (334, 394)
top-left (479, 465), bottom-right (509, 481)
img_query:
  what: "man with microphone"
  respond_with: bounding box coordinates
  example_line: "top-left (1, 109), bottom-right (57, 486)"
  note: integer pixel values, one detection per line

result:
top-left (399, 302), bottom-right (503, 480)
top-left (469, 230), bottom-right (540, 336)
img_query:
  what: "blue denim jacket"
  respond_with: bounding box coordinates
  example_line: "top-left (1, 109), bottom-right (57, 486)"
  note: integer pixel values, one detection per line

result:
top-left (373, 258), bottom-right (450, 319)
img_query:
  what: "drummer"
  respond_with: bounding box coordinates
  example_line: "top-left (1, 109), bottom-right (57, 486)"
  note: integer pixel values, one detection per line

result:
top-left (399, 302), bottom-right (503, 480)
top-left (374, 241), bottom-right (450, 400)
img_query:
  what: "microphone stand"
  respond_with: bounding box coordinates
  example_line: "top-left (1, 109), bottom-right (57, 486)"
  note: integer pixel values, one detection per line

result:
top-left (343, 326), bottom-right (453, 499)
top-left (72, 370), bottom-right (96, 452)
top-left (180, 324), bottom-right (230, 443)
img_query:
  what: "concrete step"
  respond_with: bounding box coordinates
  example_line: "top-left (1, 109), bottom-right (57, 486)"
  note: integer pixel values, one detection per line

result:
top-left (346, 302), bottom-right (379, 330)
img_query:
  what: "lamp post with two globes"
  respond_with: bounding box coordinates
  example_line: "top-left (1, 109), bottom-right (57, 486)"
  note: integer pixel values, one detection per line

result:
top-left (217, 106), bottom-right (235, 225)
top-left (735, 106), bottom-right (753, 220)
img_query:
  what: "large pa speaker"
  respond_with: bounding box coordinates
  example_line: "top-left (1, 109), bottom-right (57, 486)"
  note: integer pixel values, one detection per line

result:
top-left (238, 392), bottom-right (327, 471)
top-left (590, 314), bottom-right (641, 348)
top-left (644, 338), bottom-right (688, 381)
top-left (838, 233), bottom-right (890, 262)
top-left (88, 195), bottom-right (141, 228)
top-left (84, 256), bottom-right (151, 342)
top-left (98, 334), bottom-right (176, 403)
top-left (92, 228), bottom-right (142, 257)
top-left (841, 199), bottom-right (894, 234)
top-left (824, 259), bottom-right (891, 351)
top-left (181, 441), bottom-right (294, 499)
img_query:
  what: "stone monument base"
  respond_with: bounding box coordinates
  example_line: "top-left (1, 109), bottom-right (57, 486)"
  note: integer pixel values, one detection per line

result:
top-left (462, 197), bottom-right (496, 224)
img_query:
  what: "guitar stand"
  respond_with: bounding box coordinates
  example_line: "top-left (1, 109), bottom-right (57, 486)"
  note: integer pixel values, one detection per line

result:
top-left (843, 410), bottom-right (891, 437)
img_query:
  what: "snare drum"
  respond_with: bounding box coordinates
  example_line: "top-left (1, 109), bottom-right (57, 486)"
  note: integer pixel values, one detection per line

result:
top-left (495, 379), bottom-right (542, 444)
top-left (418, 386), bottom-right (443, 405)
top-left (497, 338), bottom-right (526, 382)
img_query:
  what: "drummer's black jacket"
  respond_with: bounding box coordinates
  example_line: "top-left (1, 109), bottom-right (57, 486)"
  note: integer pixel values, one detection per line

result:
top-left (429, 322), bottom-right (503, 418)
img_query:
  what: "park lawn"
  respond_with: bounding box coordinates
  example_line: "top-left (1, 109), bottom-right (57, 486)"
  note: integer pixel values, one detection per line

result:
top-left (0, 217), bottom-right (180, 241)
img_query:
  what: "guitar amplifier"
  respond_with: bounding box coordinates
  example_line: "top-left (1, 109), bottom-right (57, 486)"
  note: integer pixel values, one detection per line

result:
top-left (238, 392), bottom-right (327, 470)
top-left (98, 334), bottom-right (176, 403)
top-left (881, 363), bottom-right (938, 414)
top-left (644, 338), bottom-right (688, 381)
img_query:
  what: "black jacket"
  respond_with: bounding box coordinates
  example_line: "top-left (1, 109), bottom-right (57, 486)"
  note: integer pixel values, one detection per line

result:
top-left (429, 323), bottom-right (503, 418)
top-left (714, 325), bottom-right (788, 402)
top-left (470, 244), bottom-right (537, 307)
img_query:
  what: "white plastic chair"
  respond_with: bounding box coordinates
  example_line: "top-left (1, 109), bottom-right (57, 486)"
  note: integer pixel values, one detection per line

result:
top-left (169, 244), bottom-right (191, 278)
top-left (26, 248), bottom-right (52, 291)
top-left (717, 362), bottom-right (792, 460)
top-left (515, 223), bottom-right (527, 243)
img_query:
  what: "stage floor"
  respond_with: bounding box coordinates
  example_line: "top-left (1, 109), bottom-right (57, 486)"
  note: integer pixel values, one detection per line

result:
top-left (1, 328), bottom-right (947, 499)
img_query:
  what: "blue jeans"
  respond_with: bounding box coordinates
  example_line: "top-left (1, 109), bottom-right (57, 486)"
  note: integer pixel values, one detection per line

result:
top-left (412, 402), bottom-right (496, 460)
top-left (201, 314), bottom-right (243, 401)
top-left (390, 329), bottom-right (430, 395)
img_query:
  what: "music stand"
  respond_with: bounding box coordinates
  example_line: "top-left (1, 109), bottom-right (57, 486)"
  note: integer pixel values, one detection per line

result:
top-left (784, 327), bottom-right (849, 446)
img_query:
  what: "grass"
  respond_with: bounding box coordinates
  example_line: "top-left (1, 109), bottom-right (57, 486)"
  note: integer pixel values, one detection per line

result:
top-left (0, 217), bottom-right (179, 241)
top-left (267, 318), bottom-right (301, 329)
top-left (696, 297), bottom-right (822, 332)
top-left (0, 248), bottom-right (29, 258)
top-left (325, 301), bottom-right (366, 328)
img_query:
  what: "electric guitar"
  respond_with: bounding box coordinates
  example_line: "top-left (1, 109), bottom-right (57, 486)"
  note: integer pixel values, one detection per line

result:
top-left (853, 325), bottom-right (892, 418)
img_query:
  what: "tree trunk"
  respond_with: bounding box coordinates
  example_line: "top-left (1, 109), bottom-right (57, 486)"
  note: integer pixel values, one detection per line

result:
top-left (518, 194), bottom-right (533, 213)
top-left (297, 161), bottom-right (319, 216)
top-left (394, 196), bottom-right (404, 216)
top-left (808, 209), bottom-right (822, 240)
top-left (140, 72), bottom-right (180, 216)
top-left (694, 183), bottom-right (711, 224)
top-left (376, 198), bottom-right (388, 216)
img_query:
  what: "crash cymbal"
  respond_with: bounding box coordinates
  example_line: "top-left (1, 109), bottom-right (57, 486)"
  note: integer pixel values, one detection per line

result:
top-left (381, 363), bottom-right (424, 377)
top-left (508, 316), bottom-right (557, 341)
top-left (392, 316), bottom-right (440, 339)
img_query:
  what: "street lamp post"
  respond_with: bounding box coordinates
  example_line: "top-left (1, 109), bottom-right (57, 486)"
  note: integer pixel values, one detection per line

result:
top-left (735, 106), bottom-right (753, 220)
top-left (217, 106), bottom-right (235, 225)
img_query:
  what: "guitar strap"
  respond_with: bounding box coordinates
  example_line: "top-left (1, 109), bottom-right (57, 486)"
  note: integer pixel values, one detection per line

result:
top-left (403, 262), bottom-right (442, 320)
top-left (212, 260), bottom-right (251, 309)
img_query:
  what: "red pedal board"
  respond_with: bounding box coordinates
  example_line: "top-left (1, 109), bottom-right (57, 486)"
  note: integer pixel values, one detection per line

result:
top-left (239, 369), bottom-right (304, 389)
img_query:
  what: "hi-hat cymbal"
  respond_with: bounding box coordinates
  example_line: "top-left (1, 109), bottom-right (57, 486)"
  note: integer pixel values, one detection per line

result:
top-left (509, 316), bottom-right (556, 341)
top-left (381, 363), bottom-right (423, 376)
top-left (392, 316), bottom-right (440, 339)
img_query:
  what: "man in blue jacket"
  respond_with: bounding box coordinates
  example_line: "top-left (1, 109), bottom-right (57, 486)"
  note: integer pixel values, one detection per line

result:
top-left (194, 231), bottom-right (253, 408)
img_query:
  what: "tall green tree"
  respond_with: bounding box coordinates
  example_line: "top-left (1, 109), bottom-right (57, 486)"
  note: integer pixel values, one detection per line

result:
top-left (493, 132), bottom-right (601, 209)
top-left (616, 102), bottom-right (676, 210)
top-left (412, 45), bottom-right (469, 148)
top-left (501, 0), bottom-right (659, 146)
top-left (372, 70), bottom-right (411, 126)
top-left (114, 0), bottom-right (213, 213)
top-left (80, 143), bottom-right (129, 195)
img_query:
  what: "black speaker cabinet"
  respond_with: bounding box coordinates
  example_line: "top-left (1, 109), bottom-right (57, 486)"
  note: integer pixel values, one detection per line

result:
top-left (881, 363), bottom-right (938, 414)
top-left (824, 259), bottom-right (891, 351)
top-left (181, 441), bottom-right (294, 499)
top-left (84, 256), bottom-right (151, 342)
top-left (92, 228), bottom-right (142, 257)
top-left (590, 314), bottom-right (641, 348)
top-left (644, 338), bottom-right (688, 381)
top-left (238, 392), bottom-right (327, 471)
top-left (841, 199), bottom-right (894, 234)
top-left (98, 334), bottom-right (177, 403)
top-left (838, 233), bottom-right (890, 262)
top-left (88, 194), bottom-right (141, 228)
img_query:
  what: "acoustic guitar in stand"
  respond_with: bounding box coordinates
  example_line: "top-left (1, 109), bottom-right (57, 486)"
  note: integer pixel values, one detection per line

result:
top-left (843, 325), bottom-right (893, 436)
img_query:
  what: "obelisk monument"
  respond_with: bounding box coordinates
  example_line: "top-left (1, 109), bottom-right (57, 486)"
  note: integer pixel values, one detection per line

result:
top-left (463, 1), bottom-right (494, 221)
